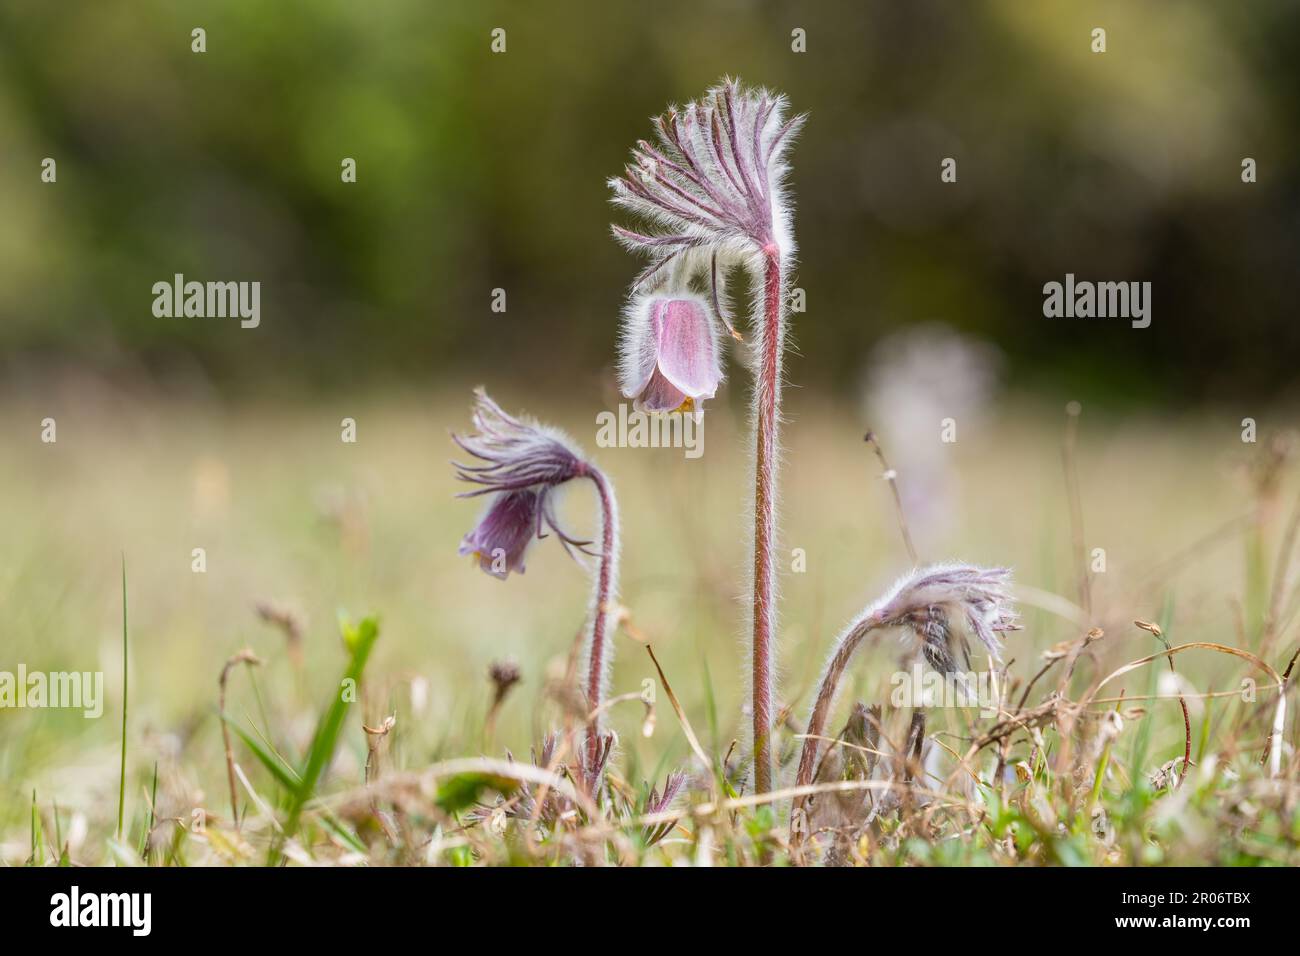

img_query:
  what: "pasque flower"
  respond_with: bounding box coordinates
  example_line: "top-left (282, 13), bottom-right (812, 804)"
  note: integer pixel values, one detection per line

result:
top-left (791, 564), bottom-right (1020, 821)
top-left (453, 389), bottom-right (592, 578)
top-left (457, 489), bottom-right (551, 578)
top-left (609, 77), bottom-right (803, 284)
top-left (611, 77), bottom-right (805, 793)
top-left (619, 293), bottom-right (723, 415)
top-left (453, 388), bottom-right (623, 777)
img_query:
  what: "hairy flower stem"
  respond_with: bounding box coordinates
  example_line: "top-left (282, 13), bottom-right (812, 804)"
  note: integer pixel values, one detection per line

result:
top-left (791, 611), bottom-right (886, 820)
top-left (751, 248), bottom-right (784, 794)
top-left (584, 466), bottom-right (620, 767)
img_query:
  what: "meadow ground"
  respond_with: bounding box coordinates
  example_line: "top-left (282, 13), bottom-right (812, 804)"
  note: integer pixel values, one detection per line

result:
top-left (1, 381), bottom-right (1297, 865)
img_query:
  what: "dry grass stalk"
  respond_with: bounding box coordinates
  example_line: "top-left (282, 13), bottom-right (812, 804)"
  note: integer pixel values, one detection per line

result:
top-left (218, 648), bottom-right (263, 830)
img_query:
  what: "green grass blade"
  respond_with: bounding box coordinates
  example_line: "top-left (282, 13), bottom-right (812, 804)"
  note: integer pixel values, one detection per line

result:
top-left (284, 615), bottom-right (380, 838)
top-left (223, 714), bottom-right (303, 792)
top-left (318, 809), bottom-right (367, 854)
top-left (139, 761), bottom-right (158, 860)
top-left (29, 789), bottom-right (44, 866)
top-left (700, 652), bottom-right (719, 759)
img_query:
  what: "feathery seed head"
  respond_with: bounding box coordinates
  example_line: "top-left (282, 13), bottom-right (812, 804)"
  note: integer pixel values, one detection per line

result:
top-left (794, 566), bottom-right (1020, 822)
top-left (610, 77), bottom-right (805, 289)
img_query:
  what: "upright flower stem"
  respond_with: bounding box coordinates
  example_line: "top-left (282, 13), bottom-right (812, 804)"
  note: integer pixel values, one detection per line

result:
top-left (585, 466), bottom-right (620, 766)
top-left (609, 80), bottom-right (806, 793)
top-left (751, 248), bottom-right (783, 794)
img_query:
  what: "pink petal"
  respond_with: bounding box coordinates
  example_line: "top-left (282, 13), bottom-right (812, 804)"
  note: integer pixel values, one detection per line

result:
top-left (619, 307), bottom-right (661, 401)
top-left (651, 298), bottom-right (722, 400)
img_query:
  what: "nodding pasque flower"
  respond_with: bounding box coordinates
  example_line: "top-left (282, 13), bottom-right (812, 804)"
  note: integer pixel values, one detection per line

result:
top-left (609, 77), bottom-right (804, 416)
top-left (878, 564), bottom-right (1020, 671)
top-left (452, 389), bottom-right (623, 779)
top-left (452, 388), bottom-right (593, 579)
top-left (609, 77), bottom-right (804, 285)
top-left (611, 77), bottom-right (806, 795)
top-left (619, 293), bottom-right (723, 416)
top-left (792, 564), bottom-right (1020, 815)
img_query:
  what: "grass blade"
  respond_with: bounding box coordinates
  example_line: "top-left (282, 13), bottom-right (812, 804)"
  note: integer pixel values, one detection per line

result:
top-left (29, 790), bottom-right (44, 867)
top-left (282, 615), bottom-right (380, 843)
top-left (224, 714), bottom-right (303, 793)
top-left (139, 761), bottom-right (158, 860)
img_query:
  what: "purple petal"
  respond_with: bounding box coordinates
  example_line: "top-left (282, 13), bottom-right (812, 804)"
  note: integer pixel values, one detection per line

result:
top-left (634, 366), bottom-right (691, 413)
top-left (458, 489), bottom-right (541, 579)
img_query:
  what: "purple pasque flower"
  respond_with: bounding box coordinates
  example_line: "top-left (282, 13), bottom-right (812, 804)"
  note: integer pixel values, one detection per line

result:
top-left (609, 77), bottom-right (805, 288)
top-left (458, 488), bottom-right (545, 579)
top-left (453, 388), bottom-right (592, 579)
top-left (619, 293), bottom-right (723, 416)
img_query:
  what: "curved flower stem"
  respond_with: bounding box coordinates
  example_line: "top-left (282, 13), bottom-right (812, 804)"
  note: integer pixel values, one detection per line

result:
top-left (751, 248), bottom-right (784, 794)
top-left (791, 610), bottom-right (886, 821)
top-left (584, 466), bottom-right (620, 767)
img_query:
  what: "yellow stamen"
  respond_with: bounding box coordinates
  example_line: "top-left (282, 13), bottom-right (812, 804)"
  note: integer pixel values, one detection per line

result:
top-left (675, 397), bottom-right (695, 414)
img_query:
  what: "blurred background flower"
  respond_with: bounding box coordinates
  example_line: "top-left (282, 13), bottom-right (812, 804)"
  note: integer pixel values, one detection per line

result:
top-left (861, 323), bottom-right (1002, 548)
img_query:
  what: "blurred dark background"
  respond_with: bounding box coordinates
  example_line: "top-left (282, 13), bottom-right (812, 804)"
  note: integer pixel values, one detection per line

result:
top-left (1, 0), bottom-right (1296, 406)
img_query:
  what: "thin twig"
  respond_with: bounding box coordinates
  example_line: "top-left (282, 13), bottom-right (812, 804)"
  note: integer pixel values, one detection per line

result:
top-left (864, 430), bottom-right (918, 565)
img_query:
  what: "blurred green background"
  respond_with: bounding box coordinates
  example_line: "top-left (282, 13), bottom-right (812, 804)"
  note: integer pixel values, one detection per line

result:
top-left (1, 0), bottom-right (1297, 405)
